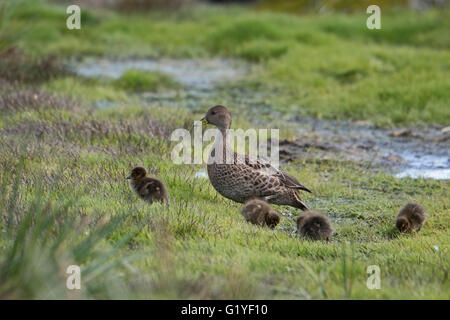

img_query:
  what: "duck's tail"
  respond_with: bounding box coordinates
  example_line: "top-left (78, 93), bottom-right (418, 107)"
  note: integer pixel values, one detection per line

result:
top-left (293, 192), bottom-right (309, 211)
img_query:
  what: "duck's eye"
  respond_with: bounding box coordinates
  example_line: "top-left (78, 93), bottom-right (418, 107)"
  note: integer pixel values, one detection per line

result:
top-left (211, 111), bottom-right (216, 115)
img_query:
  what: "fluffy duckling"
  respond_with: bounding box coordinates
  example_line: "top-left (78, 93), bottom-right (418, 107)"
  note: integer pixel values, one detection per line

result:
top-left (127, 167), bottom-right (169, 205)
top-left (296, 210), bottom-right (334, 241)
top-left (240, 199), bottom-right (280, 229)
top-left (396, 202), bottom-right (426, 233)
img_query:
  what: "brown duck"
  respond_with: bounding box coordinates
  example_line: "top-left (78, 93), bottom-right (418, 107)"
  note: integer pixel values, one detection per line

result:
top-left (240, 199), bottom-right (280, 229)
top-left (396, 202), bottom-right (426, 233)
top-left (197, 105), bottom-right (311, 210)
top-left (127, 167), bottom-right (169, 204)
top-left (296, 210), bottom-right (334, 241)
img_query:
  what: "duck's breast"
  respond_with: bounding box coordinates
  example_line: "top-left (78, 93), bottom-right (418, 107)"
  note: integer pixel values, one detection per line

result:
top-left (206, 164), bottom-right (253, 203)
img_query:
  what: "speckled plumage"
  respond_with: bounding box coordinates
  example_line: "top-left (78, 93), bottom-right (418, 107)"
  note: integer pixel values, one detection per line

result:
top-left (240, 199), bottom-right (280, 229)
top-left (200, 105), bottom-right (311, 210)
top-left (296, 210), bottom-right (334, 241)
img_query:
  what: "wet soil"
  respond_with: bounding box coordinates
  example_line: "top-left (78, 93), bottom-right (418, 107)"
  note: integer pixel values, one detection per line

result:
top-left (70, 57), bottom-right (450, 180)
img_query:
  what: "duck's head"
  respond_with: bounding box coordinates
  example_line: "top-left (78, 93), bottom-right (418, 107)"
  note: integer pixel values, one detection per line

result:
top-left (127, 167), bottom-right (146, 180)
top-left (396, 216), bottom-right (410, 233)
top-left (197, 105), bottom-right (231, 130)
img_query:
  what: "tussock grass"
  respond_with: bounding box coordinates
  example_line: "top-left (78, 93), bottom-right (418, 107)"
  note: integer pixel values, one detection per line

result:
top-left (7, 1), bottom-right (449, 125)
top-left (0, 82), bottom-right (80, 114)
top-left (0, 47), bottom-right (65, 83)
top-left (0, 161), bottom-right (143, 299)
top-left (0, 0), bottom-right (448, 299)
top-left (0, 83), bottom-right (448, 298)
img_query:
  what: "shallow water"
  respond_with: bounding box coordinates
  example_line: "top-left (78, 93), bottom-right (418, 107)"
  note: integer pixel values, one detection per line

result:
top-left (71, 57), bottom-right (450, 180)
top-left (395, 168), bottom-right (450, 179)
top-left (72, 57), bottom-right (245, 89)
top-left (394, 152), bottom-right (450, 179)
top-left (286, 118), bottom-right (450, 180)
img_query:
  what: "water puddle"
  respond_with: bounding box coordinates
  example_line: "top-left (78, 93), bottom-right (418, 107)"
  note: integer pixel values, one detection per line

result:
top-left (93, 100), bottom-right (119, 109)
top-left (70, 57), bottom-right (248, 113)
top-left (394, 152), bottom-right (450, 179)
top-left (71, 57), bottom-right (245, 90)
top-left (282, 117), bottom-right (450, 180)
top-left (70, 58), bottom-right (449, 180)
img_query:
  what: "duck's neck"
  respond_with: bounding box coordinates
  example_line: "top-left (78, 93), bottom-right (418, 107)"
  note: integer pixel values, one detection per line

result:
top-left (211, 127), bottom-right (233, 164)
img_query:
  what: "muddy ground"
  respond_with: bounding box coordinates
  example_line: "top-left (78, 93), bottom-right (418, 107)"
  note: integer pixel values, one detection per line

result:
top-left (71, 57), bottom-right (450, 180)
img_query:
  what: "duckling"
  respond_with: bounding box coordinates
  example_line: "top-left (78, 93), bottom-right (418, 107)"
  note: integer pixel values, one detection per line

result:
top-left (396, 202), bottom-right (426, 233)
top-left (127, 167), bottom-right (169, 204)
top-left (240, 199), bottom-right (280, 229)
top-left (296, 210), bottom-right (334, 241)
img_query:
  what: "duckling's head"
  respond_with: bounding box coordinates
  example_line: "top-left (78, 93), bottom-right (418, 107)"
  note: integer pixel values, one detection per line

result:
top-left (200, 105), bottom-right (232, 130)
top-left (296, 215), bottom-right (306, 229)
top-left (127, 167), bottom-right (146, 180)
top-left (265, 211), bottom-right (280, 229)
top-left (396, 216), bottom-right (410, 233)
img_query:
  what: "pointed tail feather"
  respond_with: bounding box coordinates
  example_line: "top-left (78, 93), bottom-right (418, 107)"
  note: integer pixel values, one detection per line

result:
top-left (289, 184), bottom-right (312, 193)
top-left (281, 172), bottom-right (312, 193)
top-left (293, 192), bottom-right (309, 211)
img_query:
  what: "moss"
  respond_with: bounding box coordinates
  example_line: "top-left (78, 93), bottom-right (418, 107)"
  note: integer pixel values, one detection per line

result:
top-left (113, 69), bottom-right (179, 92)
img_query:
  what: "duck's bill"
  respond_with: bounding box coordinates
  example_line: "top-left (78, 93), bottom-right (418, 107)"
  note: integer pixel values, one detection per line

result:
top-left (126, 175), bottom-right (131, 179)
top-left (193, 117), bottom-right (208, 127)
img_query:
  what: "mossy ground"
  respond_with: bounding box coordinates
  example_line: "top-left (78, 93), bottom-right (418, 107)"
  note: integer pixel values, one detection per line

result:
top-left (113, 69), bottom-right (179, 92)
top-left (0, 1), bottom-right (448, 299)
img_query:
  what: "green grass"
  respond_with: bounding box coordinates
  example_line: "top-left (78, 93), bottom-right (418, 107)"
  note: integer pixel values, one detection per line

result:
top-left (4, 1), bottom-right (450, 125)
top-left (0, 0), bottom-right (449, 299)
top-left (113, 69), bottom-right (179, 92)
top-left (1, 81), bottom-right (448, 298)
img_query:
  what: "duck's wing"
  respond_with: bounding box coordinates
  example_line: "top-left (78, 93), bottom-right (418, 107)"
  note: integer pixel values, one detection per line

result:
top-left (277, 171), bottom-right (312, 193)
top-left (145, 180), bottom-right (162, 193)
top-left (139, 179), bottom-right (157, 196)
top-left (138, 184), bottom-right (150, 197)
top-left (239, 153), bottom-right (312, 193)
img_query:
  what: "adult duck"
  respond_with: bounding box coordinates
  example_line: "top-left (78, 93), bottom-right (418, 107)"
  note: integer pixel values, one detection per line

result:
top-left (196, 105), bottom-right (311, 210)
